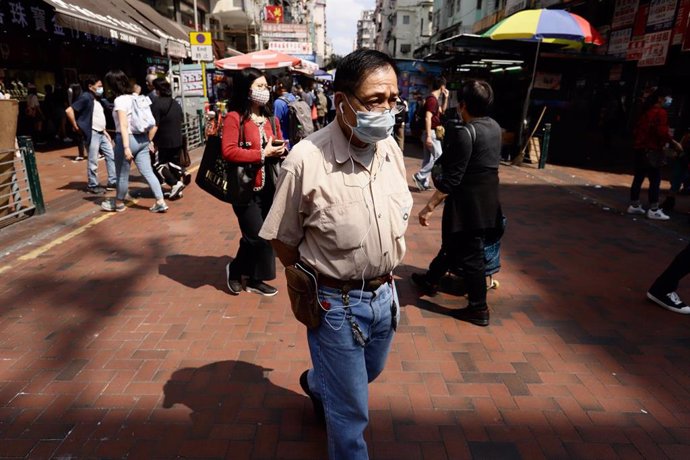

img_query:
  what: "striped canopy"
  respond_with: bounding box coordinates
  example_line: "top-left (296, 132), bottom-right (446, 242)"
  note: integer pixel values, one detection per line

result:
top-left (214, 50), bottom-right (301, 70)
top-left (483, 9), bottom-right (604, 45)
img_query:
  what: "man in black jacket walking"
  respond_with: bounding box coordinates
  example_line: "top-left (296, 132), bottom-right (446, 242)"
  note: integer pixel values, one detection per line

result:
top-left (412, 80), bottom-right (502, 326)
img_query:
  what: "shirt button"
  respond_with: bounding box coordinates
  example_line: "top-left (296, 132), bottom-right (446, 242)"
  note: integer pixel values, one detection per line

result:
top-left (378, 213), bottom-right (382, 218)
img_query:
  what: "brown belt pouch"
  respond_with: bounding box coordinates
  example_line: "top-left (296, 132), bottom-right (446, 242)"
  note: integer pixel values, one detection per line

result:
top-left (284, 262), bottom-right (321, 329)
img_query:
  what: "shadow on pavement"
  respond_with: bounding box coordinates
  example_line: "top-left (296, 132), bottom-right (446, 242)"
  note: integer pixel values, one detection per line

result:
top-left (159, 254), bottom-right (235, 292)
top-left (162, 360), bottom-right (326, 443)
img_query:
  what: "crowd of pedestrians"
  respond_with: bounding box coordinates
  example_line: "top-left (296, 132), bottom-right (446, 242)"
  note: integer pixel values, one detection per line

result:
top-left (12, 46), bottom-right (690, 460)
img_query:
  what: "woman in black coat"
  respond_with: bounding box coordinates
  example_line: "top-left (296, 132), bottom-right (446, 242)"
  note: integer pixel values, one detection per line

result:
top-left (412, 80), bottom-right (502, 327)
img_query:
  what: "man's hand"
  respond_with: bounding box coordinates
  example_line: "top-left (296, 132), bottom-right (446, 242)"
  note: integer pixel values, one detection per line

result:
top-left (672, 139), bottom-right (684, 153)
top-left (425, 134), bottom-right (433, 149)
top-left (418, 204), bottom-right (434, 227)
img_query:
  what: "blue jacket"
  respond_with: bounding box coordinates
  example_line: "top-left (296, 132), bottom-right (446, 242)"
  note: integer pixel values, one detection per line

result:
top-left (71, 92), bottom-right (109, 144)
top-left (274, 93), bottom-right (296, 147)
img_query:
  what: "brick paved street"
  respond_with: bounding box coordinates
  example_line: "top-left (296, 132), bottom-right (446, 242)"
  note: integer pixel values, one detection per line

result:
top-left (1, 143), bottom-right (690, 459)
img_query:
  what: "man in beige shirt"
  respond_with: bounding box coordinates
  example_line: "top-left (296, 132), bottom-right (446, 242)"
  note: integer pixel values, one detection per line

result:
top-left (260, 49), bottom-right (412, 460)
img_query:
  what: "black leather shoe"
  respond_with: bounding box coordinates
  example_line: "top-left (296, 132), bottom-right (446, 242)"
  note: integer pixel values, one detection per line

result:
top-left (452, 306), bottom-right (490, 327)
top-left (225, 264), bottom-right (242, 296)
top-left (300, 370), bottom-right (325, 426)
top-left (411, 272), bottom-right (438, 296)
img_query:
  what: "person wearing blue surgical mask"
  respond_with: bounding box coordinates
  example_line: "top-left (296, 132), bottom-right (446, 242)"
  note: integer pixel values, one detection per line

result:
top-left (259, 49), bottom-right (413, 460)
top-left (65, 78), bottom-right (117, 194)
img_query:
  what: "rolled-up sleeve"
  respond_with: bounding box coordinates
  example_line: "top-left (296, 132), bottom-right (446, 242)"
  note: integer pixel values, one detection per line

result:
top-left (259, 166), bottom-right (304, 247)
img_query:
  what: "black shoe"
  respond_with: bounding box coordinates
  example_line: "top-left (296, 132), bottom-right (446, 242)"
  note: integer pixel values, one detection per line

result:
top-left (182, 172), bottom-right (192, 186)
top-left (86, 186), bottom-right (106, 194)
top-left (106, 183), bottom-right (117, 191)
top-left (245, 280), bottom-right (278, 297)
top-left (411, 272), bottom-right (438, 296)
top-left (225, 264), bottom-right (242, 296)
top-left (452, 305), bottom-right (490, 326)
top-left (300, 370), bottom-right (325, 426)
top-left (647, 290), bottom-right (690, 314)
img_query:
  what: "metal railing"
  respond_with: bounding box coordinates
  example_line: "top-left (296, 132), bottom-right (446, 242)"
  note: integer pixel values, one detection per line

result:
top-left (182, 111), bottom-right (205, 152)
top-left (0, 136), bottom-right (45, 228)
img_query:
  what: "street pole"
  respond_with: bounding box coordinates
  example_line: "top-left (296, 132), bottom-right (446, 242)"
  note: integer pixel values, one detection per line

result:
top-left (193, 0), bottom-right (199, 31)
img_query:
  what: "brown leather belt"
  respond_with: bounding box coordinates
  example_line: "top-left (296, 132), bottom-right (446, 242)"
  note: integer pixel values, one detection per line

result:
top-left (318, 273), bottom-right (393, 293)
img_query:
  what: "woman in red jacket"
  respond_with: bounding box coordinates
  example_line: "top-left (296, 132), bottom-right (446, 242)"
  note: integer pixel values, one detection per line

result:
top-left (222, 68), bottom-right (286, 296)
top-left (628, 89), bottom-right (682, 220)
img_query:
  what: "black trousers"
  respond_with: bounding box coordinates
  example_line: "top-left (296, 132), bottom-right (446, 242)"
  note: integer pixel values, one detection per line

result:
top-left (155, 147), bottom-right (183, 186)
top-left (427, 232), bottom-right (487, 308)
top-left (650, 243), bottom-right (690, 294)
top-left (228, 190), bottom-right (276, 281)
top-left (630, 149), bottom-right (661, 205)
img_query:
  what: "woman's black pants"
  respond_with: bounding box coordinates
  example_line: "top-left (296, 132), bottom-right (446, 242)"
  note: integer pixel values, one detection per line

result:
top-left (427, 232), bottom-right (487, 308)
top-left (228, 190), bottom-right (276, 281)
top-left (650, 243), bottom-right (690, 294)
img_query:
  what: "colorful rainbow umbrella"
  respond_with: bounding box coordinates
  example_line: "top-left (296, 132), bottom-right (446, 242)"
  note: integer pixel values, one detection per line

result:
top-left (483, 9), bottom-right (604, 45)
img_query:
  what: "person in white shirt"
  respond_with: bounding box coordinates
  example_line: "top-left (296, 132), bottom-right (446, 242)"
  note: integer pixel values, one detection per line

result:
top-left (65, 79), bottom-right (116, 194)
top-left (101, 70), bottom-right (167, 213)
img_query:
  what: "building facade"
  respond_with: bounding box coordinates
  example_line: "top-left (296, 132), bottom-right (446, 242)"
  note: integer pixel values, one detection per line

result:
top-left (375, 1), bottom-right (434, 58)
top-left (357, 10), bottom-right (378, 50)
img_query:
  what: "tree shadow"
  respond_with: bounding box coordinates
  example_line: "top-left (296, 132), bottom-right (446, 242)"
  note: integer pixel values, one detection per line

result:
top-left (159, 254), bottom-right (235, 292)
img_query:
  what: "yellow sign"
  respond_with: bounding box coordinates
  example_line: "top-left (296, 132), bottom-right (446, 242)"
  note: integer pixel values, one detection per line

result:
top-left (189, 31), bottom-right (212, 46)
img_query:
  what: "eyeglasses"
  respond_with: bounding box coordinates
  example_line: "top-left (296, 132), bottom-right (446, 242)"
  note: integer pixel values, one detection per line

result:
top-left (353, 94), bottom-right (405, 115)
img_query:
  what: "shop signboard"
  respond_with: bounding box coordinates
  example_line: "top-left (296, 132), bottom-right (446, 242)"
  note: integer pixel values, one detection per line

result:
top-left (166, 40), bottom-right (188, 59)
top-left (534, 72), bottom-right (562, 90)
top-left (646, 0), bottom-right (679, 32)
top-left (181, 69), bottom-right (204, 97)
top-left (612, 0), bottom-right (640, 29)
top-left (672, 0), bottom-right (690, 44)
top-left (638, 29), bottom-right (672, 65)
top-left (268, 41), bottom-right (313, 55)
top-left (505, 0), bottom-right (528, 16)
top-left (627, 36), bottom-right (646, 59)
top-left (609, 28), bottom-right (633, 55)
top-left (262, 23), bottom-right (308, 40)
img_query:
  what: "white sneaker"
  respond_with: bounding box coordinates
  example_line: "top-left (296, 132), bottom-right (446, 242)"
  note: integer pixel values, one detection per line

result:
top-left (627, 204), bottom-right (646, 215)
top-left (169, 181), bottom-right (185, 200)
top-left (647, 208), bottom-right (670, 220)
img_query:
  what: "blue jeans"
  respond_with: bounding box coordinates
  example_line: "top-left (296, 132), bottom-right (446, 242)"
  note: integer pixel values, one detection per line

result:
top-left (305, 281), bottom-right (398, 460)
top-left (415, 130), bottom-right (443, 186)
top-left (114, 133), bottom-right (163, 201)
top-left (87, 131), bottom-right (116, 188)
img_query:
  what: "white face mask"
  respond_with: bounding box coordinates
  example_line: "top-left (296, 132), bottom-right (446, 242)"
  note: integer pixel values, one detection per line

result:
top-left (341, 96), bottom-right (395, 144)
top-left (249, 88), bottom-right (270, 106)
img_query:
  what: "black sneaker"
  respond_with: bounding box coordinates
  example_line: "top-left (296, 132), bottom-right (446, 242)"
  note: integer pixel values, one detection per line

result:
top-left (411, 272), bottom-right (438, 296)
top-left (300, 370), bottom-right (325, 426)
top-left (182, 172), bottom-right (192, 186)
top-left (106, 183), bottom-right (117, 191)
top-left (225, 264), bottom-right (242, 296)
top-left (245, 280), bottom-right (278, 297)
top-left (647, 290), bottom-right (690, 314)
top-left (452, 305), bottom-right (490, 326)
top-left (86, 186), bottom-right (106, 194)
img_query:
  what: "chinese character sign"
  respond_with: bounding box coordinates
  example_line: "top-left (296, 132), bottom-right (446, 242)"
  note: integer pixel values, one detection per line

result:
top-left (265, 6), bottom-right (284, 24)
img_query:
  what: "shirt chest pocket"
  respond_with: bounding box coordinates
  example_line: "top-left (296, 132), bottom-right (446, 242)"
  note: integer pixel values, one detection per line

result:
top-left (389, 192), bottom-right (413, 239)
top-left (316, 201), bottom-right (370, 251)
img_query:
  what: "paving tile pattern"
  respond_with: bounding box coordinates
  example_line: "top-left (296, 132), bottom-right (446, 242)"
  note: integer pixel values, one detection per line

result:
top-left (1, 145), bottom-right (690, 458)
